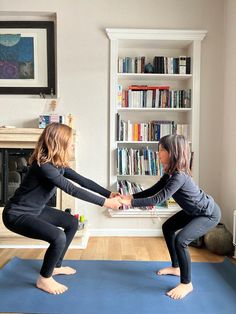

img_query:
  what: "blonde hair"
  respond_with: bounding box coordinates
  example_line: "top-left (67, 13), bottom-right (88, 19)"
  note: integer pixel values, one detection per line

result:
top-left (159, 134), bottom-right (191, 175)
top-left (30, 123), bottom-right (73, 167)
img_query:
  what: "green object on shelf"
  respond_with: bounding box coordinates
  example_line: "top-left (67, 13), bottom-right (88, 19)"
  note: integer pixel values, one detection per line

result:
top-left (80, 215), bottom-right (85, 222)
top-left (144, 63), bottom-right (154, 73)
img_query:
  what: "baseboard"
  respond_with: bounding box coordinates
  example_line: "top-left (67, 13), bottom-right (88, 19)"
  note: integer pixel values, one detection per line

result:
top-left (0, 233), bottom-right (89, 249)
top-left (0, 230), bottom-right (162, 249)
top-left (89, 228), bottom-right (163, 237)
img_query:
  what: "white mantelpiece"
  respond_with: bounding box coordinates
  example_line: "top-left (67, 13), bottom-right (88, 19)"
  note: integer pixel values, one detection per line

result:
top-left (0, 127), bottom-right (42, 148)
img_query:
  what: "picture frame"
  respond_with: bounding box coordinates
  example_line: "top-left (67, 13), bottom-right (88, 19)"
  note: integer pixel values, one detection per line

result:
top-left (0, 21), bottom-right (55, 95)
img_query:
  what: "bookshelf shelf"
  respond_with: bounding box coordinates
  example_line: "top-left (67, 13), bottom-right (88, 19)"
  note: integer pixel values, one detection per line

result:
top-left (118, 73), bottom-right (192, 81)
top-left (106, 28), bottom-right (206, 218)
top-left (117, 140), bottom-right (192, 144)
top-left (117, 108), bottom-right (192, 112)
top-left (117, 141), bottom-right (159, 144)
top-left (108, 207), bottom-right (181, 218)
top-left (117, 174), bottom-right (159, 177)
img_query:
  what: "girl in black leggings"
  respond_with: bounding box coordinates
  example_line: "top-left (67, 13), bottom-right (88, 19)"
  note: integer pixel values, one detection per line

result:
top-left (3, 123), bottom-right (121, 295)
top-left (120, 134), bottom-right (221, 299)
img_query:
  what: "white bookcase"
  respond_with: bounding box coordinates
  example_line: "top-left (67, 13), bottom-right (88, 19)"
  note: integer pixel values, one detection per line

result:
top-left (106, 28), bottom-right (207, 217)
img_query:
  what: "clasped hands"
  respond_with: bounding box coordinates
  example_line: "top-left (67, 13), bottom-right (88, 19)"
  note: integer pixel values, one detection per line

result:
top-left (104, 192), bottom-right (133, 210)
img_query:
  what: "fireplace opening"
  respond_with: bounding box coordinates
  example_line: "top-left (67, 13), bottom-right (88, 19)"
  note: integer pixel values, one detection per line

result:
top-left (0, 148), bottom-right (56, 207)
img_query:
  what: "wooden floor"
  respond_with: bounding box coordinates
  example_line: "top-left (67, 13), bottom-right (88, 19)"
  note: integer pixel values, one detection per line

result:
top-left (0, 236), bottom-right (227, 269)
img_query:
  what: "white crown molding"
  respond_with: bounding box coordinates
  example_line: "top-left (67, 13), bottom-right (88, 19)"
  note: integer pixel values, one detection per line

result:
top-left (106, 28), bottom-right (207, 41)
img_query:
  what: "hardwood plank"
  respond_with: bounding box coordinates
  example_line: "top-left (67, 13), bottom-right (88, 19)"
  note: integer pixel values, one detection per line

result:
top-left (0, 236), bottom-right (228, 270)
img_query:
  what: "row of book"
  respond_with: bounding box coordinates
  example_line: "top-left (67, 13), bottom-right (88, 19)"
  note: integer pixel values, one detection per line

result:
top-left (117, 147), bottom-right (164, 176)
top-left (117, 180), bottom-right (143, 195)
top-left (118, 56), bottom-right (191, 74)
top-left (118, 56), bottom-right (146, 73)
top-left (117, 85), bottom-right (191, 109)
top-left (153, 56), bottom-right (191, 74)
top-left (117, 116), bottom-right (190, 142)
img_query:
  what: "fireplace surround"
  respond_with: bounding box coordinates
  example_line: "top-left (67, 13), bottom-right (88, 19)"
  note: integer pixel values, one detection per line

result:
top-left (0, 147), bottom-right (56, 207)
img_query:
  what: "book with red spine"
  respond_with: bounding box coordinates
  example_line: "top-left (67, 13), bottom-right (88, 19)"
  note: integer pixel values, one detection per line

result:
top-left (128, 85), bottom-right (169, 90)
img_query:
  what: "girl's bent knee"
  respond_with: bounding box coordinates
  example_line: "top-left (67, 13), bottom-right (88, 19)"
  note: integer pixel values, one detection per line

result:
top-left (175, 234), bottom-right (188, 248)
top-left (162, 221), bottom-right (172, 234)
top-left (54, 230), bottom-right (67, 247)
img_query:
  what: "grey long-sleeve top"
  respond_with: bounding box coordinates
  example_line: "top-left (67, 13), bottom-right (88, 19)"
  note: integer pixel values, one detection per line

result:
top-left (5, 161), bottom-right (111, 216)
top-left (132, 172), bottom-right (215, 216)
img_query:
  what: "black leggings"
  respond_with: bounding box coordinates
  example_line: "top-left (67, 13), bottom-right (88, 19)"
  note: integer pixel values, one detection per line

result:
top-left (3, 206), bottom-right (78, 278)
top-left (162, 203), bottom-right (221, 284)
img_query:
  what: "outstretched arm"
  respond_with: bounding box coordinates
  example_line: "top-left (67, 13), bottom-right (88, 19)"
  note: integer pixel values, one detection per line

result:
top-left (40, 164), bottom-right (107, 206)
top-left (132, 174), bottom-right (169, 199)
top-left (40, 164), bottom-right (121, 209)
top-left (130, 173), bottom-right (186, 207)
top-left (64, 167), bottom-right (111, 198)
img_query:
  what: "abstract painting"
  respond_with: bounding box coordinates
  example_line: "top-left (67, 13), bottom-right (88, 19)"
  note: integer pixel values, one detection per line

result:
top-left (0, 21), bottom-right (55, 95)
top-left (0, 34), bottom-right (34, 79)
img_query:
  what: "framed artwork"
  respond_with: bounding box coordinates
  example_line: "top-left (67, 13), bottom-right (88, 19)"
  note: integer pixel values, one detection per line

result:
top-left (0, 21), bottom-right (55, 95)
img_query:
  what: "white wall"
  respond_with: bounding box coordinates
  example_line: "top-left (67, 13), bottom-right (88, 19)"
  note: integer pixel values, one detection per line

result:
top-left (220, 0), bottom-right (236, 233)
top-left (0, 0), bottom-right (225, 235)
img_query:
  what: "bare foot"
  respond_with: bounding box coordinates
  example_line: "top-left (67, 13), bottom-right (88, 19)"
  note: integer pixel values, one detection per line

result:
top-left (166, 282), bottom-right (193, 299)
top-left (36, 275), bottom-right (68, 295)
top-left (53, 266), bottom-right (76, 276)
top-left (156, 266), bottom-right (180, 276)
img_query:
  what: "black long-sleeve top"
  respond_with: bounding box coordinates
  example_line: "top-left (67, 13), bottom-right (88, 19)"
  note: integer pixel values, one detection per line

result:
top-left (5, 161), bottom-right (111, 216)
top-left (132, 172), bottom-right (215, 216)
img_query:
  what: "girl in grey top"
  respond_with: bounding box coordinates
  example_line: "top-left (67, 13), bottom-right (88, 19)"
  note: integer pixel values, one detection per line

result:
top-left (120, 134), bottom-right (221, 299)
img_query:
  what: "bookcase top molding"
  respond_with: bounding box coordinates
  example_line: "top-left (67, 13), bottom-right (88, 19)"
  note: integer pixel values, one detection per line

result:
top-left (106, 28), bottom-right (207, 42)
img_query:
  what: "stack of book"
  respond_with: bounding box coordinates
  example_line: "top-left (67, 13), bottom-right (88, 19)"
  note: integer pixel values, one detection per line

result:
top-left (117, 147), bottom-right (163, 176)
top-left (118, 56), bottom-right (146, 73)
top-left (117, 85), bottom-right (191, 109)
top-left (117, 56), bottom-right (191, 74)
top-left (153, 56), bottom-right (191, 74)
top-left (117, 115), bottom-right (176, 142)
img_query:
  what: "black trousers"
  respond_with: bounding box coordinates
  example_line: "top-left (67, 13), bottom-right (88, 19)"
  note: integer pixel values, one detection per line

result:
top-left (162, 203), bottom-right (221, 284)
top-left (3, 206), bottom-right (78, 278)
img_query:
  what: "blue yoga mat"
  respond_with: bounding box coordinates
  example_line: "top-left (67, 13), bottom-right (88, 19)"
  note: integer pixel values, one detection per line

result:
top-left (0, 257), bottom-right (235, 314)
